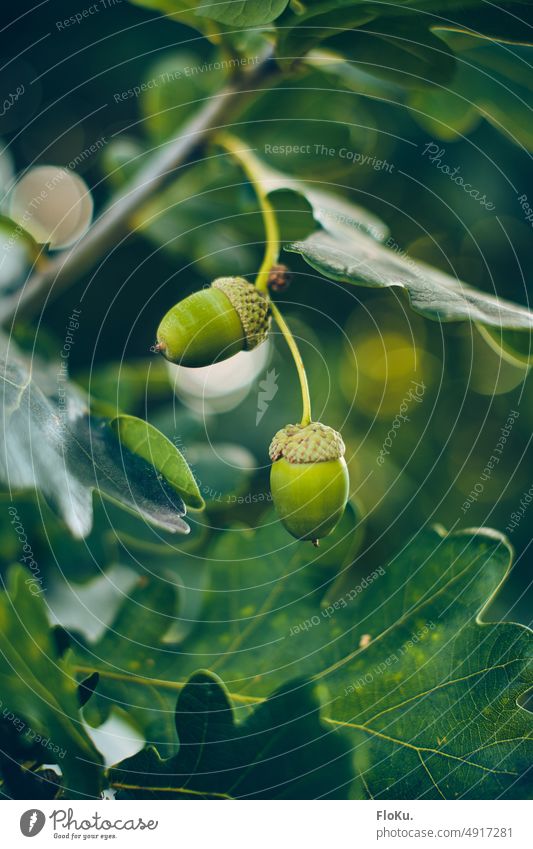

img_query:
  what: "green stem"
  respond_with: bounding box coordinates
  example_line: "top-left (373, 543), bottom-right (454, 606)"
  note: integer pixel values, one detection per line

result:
top-left (216, 133), bottom-right (279, 293)
top-left (217, 132), bottom-right (312, 426)
top-left (270, 301), bottom-right (312, 426)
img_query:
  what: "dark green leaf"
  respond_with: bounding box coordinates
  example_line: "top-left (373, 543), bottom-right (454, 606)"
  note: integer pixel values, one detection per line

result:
top-left (279, 2), bottom-right (533, 57)
top-left (432, 2), bottom-right (533, 46)
top-left (209, 144), bottom-right (533, 359)
top-left (79, 518), bottom-right (533, 798)
top-left (128, 0), bottom-right (288, 36)
top-left (182, 523), bottom-right (533, 798)
top-left (286, 229), bottom-right (533, 333)
top-left (0, 566), bottom-right (104, 798)
top-left (78, 673), bottom-right (100, 708)
top-left (277, 5), bottom-right (379, 64)
top-left (230, 144), bottom-right (389, 241)
top-left (0, 338), bottom-right (189, 537)
top-left (111, 671), bottom-right (353, 799)
top-left (325, 22), bottom-right (456, 88)
top-left (410, 37), bottom-right (533, 150)
top-left (196, 0), bottom-right (289, 27)
top-left (76, 574), bottom-right (182, 752)
top-left (111, 415), bottom-right (204, 509)
top-left (127, 0), bottom-right (207, 36)
top-left (69, 508), bottom-right (360, 750)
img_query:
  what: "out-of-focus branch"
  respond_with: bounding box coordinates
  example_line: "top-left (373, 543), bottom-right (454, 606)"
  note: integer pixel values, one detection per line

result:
top-left (2, 52), bottom-right (277, 322)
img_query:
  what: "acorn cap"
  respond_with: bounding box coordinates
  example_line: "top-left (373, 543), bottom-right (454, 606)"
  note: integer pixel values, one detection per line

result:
top-left (269, 422), bottom-right (345, 464)
top-left (212, 277), bottom-right (270, 350)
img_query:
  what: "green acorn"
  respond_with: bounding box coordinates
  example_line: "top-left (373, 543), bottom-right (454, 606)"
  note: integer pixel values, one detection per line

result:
top-left (269, 421), bottom-right (349, 544)
top-left (156, 276), bottom-right (271, 367)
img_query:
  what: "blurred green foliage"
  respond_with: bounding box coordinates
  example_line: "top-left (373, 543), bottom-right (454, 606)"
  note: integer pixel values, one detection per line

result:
top-left (0, 0), bottom-right (532, 800)
top-left (1, 0), bottom-right (532, 619)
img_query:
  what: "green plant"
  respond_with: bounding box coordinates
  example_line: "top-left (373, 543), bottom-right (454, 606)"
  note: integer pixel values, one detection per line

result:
top-left (269, 421), bottom-right (349, 542)
top-left (156, 276), bottom-right (271, 365)
top-left (0, 0), bottom-right (532, 802)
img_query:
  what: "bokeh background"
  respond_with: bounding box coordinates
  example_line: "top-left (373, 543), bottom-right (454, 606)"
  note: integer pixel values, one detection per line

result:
top-left (1, 0), bottom-right (531, 639)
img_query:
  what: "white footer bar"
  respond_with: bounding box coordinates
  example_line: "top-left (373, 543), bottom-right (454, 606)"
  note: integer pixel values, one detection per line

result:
top-left (4, 799), bottom-right (530, 848)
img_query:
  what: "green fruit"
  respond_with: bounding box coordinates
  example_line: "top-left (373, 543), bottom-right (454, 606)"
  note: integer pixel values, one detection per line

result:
top-left (156, 276), bottom-right (270, 367)
top-left (269, 422), bottom-right (349, 543)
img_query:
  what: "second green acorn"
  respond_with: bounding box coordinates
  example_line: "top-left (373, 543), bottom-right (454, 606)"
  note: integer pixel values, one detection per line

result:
top-left (269, 421), bottom-right (350, 544)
